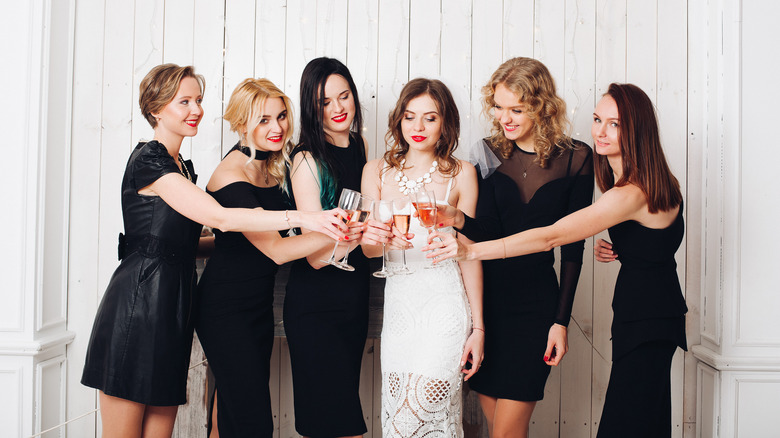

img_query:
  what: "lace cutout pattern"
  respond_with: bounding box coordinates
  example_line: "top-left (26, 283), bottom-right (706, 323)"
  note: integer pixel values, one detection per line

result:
top-left (381, 215), bottom-right (471, 437)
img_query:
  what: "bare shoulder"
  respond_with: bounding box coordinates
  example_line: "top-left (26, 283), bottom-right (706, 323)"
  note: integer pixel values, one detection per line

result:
top-left (456, 160), bottom-right (477, 182)
top-left (206, 152), bottom-right (250, 192)
top-left (599, 184), bottom-right (647, 213)
top-left (364, 157), bottom-right (385, 174)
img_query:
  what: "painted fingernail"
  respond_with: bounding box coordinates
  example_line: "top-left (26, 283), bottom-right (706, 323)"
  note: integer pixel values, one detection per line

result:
top-left (345, 236), bottom-right (349, 240)
top-left (438, 223), bottom-right (444, 227)
top-left (544, 356), bottom-right (549, 361)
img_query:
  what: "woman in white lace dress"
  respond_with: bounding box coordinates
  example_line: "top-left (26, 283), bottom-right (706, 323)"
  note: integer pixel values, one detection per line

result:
top-left (361, 78), bottom-right (485, 437)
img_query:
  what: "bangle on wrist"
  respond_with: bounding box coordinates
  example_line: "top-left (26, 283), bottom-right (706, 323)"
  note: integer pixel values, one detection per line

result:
top-left (472, 326), bottom-right (485, 333)
top-left (283, 210), bottom-right (291, 229)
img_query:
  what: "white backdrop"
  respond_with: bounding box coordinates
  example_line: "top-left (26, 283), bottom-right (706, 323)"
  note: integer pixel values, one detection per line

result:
top-left (61, 1), bottom-right (695, 437)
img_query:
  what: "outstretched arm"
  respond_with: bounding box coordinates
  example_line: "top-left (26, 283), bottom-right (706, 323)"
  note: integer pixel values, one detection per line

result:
top-left (425, 185), bottom-right (646, 262)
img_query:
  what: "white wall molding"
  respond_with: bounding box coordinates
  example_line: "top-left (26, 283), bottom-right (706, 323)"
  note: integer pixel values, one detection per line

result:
top-left (692, 345), bottom-right (780, 373)
top-left (0, 332), bottom-right (75, 357)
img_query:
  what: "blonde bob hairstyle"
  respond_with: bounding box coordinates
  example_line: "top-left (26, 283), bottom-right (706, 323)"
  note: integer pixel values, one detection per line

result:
top-left (139, 63), bottom-right (205, 128)
top-left (223, 78), bottom-right (295, 185)
top-left (481, 57), bottom-right (572, 167)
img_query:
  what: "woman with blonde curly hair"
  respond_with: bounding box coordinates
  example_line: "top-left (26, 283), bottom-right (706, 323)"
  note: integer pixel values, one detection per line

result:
top-left (196, 78), bottom-right (346, 438)
top-left (433, 57), bottom-right (594, 437)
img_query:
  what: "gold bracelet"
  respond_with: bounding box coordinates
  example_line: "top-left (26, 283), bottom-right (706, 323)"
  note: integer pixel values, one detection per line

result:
top-left (501, 238), bottom-right (507, 259)
top-left (283, 210), bottom-right (291, 229)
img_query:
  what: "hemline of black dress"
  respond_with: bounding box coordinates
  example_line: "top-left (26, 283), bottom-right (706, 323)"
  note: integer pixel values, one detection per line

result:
top-left (81, 140), bottom-right (202, 406)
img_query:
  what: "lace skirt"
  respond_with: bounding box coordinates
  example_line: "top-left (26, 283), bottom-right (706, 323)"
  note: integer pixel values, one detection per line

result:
top-left (381, 259), bottom-right (471, 438)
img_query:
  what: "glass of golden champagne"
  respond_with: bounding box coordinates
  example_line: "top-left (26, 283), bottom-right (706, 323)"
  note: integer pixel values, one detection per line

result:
top-left (321, 188), bottom-right (360, 269)
top-left (391, 196), bottom-right (412, 275)
top-left (413, 189), bottom-right (438, 268)
top-left (338, 194), bottom-right (373, 271)
top-left (372, 199), bottom-right (394, 278)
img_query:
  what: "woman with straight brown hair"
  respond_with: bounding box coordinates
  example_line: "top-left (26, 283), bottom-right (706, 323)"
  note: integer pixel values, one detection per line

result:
top-left (426, 82), bottom-right (688, 438)
top-left (81, 65), bottom-right (346, 438)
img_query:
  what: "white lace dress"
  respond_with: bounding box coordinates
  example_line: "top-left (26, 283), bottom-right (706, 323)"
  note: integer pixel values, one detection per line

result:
top-left (381, 183), bottom-right (471, 437)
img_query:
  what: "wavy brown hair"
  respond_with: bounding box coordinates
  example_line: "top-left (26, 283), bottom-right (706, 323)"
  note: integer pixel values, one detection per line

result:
top-left (481, 57), bottom-right (571, 167)
top-left (594, 83), bottom-right (682, 213)
top-left (223, 78), bottom-right (294, 186)
top-left (139, 64), bottom-right (205, 128)
top-left (383, 78), bottom-right (461, 177)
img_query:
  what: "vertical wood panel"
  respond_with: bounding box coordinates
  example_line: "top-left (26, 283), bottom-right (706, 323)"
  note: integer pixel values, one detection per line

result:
top-left (284, 0), bottom-right (317, 130)
top-left (561, 0), bottom-right (597, 436)
top-left (346, 0), bottom-right (380, 157)
top-left (468, 0), bottom-right (502, 150)
top-left (375, 0), bottom-right (410, 154)
top-left (503, 0), bottom-right (535, 59)
top-left (278, 338), bottom-right (298, 437)
top-left (592, 1), bottom-right (626, 434)
top-left (270, 337), bottom-right (282, 437)
top-left (358, 341), bottom-right (376, 437)
top-left (625, 0), bottom-right (657, 100)
top-left (255, 0), bottom-right (288, 87)
top-left (440, 0), bottom-right (472, 159)
top-left (223, 0), bottom-right (257, 150)
top-left (191, 0), bottom-right (226, 189)
top-left (315, 0), bottom-right (348, 61)
top-left (66, 0), bottom-right (106, 435)
top-left (130, 0), bottom-right (163, 146)
top-left (409, 0), bottom-right (442, 78)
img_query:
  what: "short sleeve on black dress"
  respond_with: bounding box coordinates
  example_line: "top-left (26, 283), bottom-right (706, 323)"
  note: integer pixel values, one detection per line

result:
top-left (132, 141), bottom-right (182, 189)
top-left (210, 181), bottom-right (263, 209)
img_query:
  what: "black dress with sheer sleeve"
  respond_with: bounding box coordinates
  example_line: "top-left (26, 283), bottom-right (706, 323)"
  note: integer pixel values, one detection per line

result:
top-left (283, 134), bottom-right (370, 437)
top-left (81, 140), bottom-right (202, 406)
top-left (460, 138), bottom-right (594, 401)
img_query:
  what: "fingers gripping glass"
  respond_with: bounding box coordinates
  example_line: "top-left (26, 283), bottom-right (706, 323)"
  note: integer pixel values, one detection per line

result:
top-left (391, 196), bottom-right (412, 275)
top-left (413, 189), bottom-right (439, 268)
top-left (372, 199), bottom-right (394, 278)
top-left (338, 194), bottom-right (373, 271)
top-left (322, 188), bottom-right (360, 270)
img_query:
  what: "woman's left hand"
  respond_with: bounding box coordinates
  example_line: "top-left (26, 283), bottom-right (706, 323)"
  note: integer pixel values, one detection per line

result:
top-left (544, 323), bottom-right (569, 366)
top-left (344, 220), bottom-right (367, 244)
top-left (461, 329), bottom-right (485, 381)
top-left (422, 231), bottom-right (471, 262)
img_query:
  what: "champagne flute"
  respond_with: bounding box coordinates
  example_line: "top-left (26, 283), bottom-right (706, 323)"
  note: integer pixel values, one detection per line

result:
top-left (392, 196), bottom-right (412, 275)
top-left (372, 199), bottom-right (395, 278)
top-left (321, 188), bottom-right (360, 268)
top-left (413, 189), bottom-right (438, 268)
top-left (338, 194), bottom-right (374, 271)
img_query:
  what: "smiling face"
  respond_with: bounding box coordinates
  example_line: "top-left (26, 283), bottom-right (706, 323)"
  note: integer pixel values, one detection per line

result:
top-left (321, 74), bottom-right (355, 140)
top-left (592, 95), bottom-right (621, 158)
top-left (246, 97), bottom-right (288, 152)
top-left (400, 94), bottom-right (442, 153)
top-left (492, 83), bottom-right (534, 147)
top-left (153, 76), bottom-right (203, 141)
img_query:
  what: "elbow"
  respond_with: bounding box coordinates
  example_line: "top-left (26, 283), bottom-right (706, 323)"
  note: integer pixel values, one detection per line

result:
top-left (210, 210), bottom-right (234, 232)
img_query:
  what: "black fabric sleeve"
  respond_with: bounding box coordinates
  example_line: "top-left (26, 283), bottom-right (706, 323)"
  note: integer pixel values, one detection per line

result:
top-left (555, 144), bottom-right (595, 326)
top-left (209, 182), bottom-right (262, 209)
top-left (457, 172), bottom-right (504, 242)
top-left (133, 141), bottom-right (182, 189)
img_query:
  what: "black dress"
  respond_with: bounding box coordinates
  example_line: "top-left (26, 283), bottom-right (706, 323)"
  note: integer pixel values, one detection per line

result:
top-left (284, 135), bottom-right (369, 437)
top-left (461, 139), bottom-right (594, 401)
top-left (596, 203), bottom-right (688, 438)
top-left (81, 140), bottom-right (202, 406)
top-left (196, 147), bottom-right (289, 437)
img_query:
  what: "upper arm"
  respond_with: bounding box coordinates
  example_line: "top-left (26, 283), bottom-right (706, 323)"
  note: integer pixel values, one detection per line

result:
top-left (548, 185), bottom-right (645, 246)
top-left (146, 173), bottom-right (228, 228)
top-left (454, 161), bottom-right (478, 217)
top-left (361, 159), bottom-right (383, 200)
top-left (290, 152), bottom-right (324, 212)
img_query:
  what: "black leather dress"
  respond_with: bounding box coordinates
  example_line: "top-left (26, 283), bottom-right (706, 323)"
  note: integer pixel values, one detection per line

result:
top-left (81, 140), bottom-right (202, 406)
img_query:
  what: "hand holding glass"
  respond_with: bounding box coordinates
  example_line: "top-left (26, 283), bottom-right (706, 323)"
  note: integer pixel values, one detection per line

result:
top-left (321, 188), bottom-right (360, 270)
top-left (392, 197), bottom-right (412, 275)
top-left (413, 189), bottom-right (438, 268)
top-left (372, 199), bottom-right (395, 278)
top-left (338, 194), bottom-right (373, 271)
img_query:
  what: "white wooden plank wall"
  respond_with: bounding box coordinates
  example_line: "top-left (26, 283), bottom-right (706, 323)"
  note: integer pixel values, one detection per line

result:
top-left (66, 1), bottom-right (693, 437)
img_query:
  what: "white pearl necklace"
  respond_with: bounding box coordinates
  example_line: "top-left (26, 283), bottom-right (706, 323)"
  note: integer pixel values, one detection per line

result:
top-left (395, 159), bottom-right (438, 195)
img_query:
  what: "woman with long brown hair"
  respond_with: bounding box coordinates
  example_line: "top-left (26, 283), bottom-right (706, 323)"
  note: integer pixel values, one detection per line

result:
top-left (426, 82), bottom-right (688, 438)
top-left (360, 78), bottom-right (483, 437)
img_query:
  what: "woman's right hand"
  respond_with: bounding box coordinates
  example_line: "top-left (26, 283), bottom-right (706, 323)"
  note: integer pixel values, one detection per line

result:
top-left (594, 238), bottom-right (617, 263)
top-left (423, 231), bottom-right (472, 262)
top-left (433, 204), bottom-right (463, 229)
top-left (297, 208), bottom-right (350, 241)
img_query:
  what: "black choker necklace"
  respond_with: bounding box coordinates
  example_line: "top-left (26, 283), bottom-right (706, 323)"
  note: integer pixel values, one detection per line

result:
top-left (236, 145), bottom-right (270, 160)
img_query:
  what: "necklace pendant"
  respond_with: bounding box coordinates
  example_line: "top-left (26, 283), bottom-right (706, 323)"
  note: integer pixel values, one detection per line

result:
top-left (523, 171), bottom-right (527, 178)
